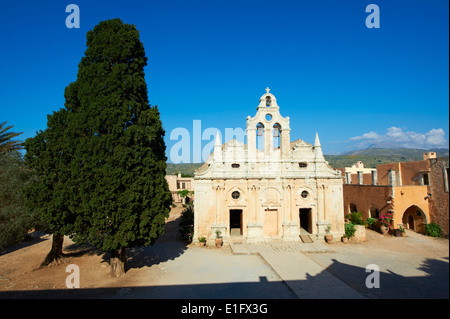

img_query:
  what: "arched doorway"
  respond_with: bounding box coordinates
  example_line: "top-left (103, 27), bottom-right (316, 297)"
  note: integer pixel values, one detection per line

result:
top-left (369, 206), bottom-right (380, 219)
top-left (407, 215), bottom-right (414, 231)
top-left (349, 203), bottom-right (358, 214)
top-left (402, 205), bottom-right (427, 233)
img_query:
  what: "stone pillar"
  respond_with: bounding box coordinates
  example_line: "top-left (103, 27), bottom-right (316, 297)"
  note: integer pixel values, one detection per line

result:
top-left (264, 125), bottom-right (272, 158)
top-left (247, 185), bottom-right (263, 242)
top-left (247, 127), bottom-right (256, 162)
top-left (345, 172), bottom-right (351, 184)
top-left (372, 170), bottom-right (378, 185)
top-left (357, 171), bottom-right (363, 185)
top-left (388, 169), bottom-right (397, 187)
top-left (281, 127), bottom-right (291, 160)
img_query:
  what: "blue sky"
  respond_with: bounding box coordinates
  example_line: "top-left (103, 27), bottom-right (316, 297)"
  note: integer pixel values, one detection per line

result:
top-left (0, 0), bottom-right (448, 162)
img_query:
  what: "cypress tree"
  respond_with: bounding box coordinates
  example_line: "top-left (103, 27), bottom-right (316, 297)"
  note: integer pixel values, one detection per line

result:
top-left (24, 109), bottom-right (77, 266)
top-left (67, 19), bottom-right (172, 276)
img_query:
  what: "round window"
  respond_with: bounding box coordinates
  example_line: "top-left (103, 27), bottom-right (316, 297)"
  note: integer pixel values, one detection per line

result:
top-left (232, 191), bottom-right (240, 200)
top-left (265, 114), bottom-right (272, 121)
top-left (301, 191), bottom-right (309, 199)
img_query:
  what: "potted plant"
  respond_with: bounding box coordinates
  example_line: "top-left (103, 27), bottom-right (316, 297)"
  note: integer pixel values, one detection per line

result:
top-left (325, 225), bottom-right (333, 244)
top-left (198, 236), bottom-right (207, 246)
top-left (215, 230), bottom-right (223, 247)
top-left (399, 225), bottom-right (406, 237)
top-left (379, 211), bottom-right (393, 235)
top-left (342, 223), bottom-right (356, 243)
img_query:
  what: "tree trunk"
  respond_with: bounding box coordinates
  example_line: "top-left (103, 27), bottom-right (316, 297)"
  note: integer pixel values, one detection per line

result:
top-left (110, 247), bottom-right (126, 277)
top-left (40, 234), bottom-right (64, 267)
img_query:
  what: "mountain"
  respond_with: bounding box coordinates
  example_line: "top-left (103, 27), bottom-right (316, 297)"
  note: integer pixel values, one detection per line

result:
top-left (166, 147), bottom-right (449, 176)
top-left (342, 147), bottom-right (449, 158)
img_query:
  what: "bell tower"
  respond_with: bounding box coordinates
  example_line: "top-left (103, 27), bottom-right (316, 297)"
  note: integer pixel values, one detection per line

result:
top-left (247, 88), bottom-right (291, 161)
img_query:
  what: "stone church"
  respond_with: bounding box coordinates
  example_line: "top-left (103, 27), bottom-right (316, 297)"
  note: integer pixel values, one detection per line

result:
top-left (193, 89), bottom-right (345, 244)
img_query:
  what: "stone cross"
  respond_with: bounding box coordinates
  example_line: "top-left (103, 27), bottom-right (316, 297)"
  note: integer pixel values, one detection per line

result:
top-left (265, 87), bottom-right (270, 93)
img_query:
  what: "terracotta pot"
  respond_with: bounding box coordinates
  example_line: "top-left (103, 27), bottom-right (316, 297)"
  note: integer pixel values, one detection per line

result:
top-left (380, 225), bottom-right (389, 235)
top-left (325, 234), bottom-right (333, 244)
top-left (401, 232), bottom-right (406, 238)
top-left (341, 237), bottom-right (348, 243)
top-left (215, 238), bottom-right (223, 247)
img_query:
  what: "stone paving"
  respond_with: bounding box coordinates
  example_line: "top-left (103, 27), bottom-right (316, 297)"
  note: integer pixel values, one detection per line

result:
top-left (230, 241), bottom-right (364, 299)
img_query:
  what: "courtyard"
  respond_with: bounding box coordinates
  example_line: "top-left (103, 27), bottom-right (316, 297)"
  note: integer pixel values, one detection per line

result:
top-left (0, 206), bottom-right (448, 299)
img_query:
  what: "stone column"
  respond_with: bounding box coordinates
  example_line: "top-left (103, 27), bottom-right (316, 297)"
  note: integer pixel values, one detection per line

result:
top-left (388, 169), bottom-right (397, 187)
top-left (357, 171), bottom-right (363, 185)
top-left (372, 170), bottom-right (378, 185)
top-left (247, 127), bottom-right (256, 162)
top-left (345, 172), bottom-right (351, 184)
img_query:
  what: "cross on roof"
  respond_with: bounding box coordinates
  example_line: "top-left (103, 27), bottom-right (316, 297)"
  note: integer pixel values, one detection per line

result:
top-left (265, 87), bottom-right (270, 93)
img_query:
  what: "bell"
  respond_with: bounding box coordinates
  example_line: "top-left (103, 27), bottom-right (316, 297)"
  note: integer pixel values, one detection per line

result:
top-left (273, 128), bottom-right (279, 137)
top-left (266, 97), bottom-right (271, 106)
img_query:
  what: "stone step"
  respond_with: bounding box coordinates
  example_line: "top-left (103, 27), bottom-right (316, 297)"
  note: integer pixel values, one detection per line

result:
top-left (229, 243), bottom-right (250, 255)
top-left (299, 234), bottom-right (314, 243)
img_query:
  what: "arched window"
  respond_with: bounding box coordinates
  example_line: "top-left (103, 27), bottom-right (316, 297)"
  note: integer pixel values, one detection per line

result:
top-left (256, 123), bottom-right (264, 151)
top-left (273, 123), bottom-right (281, 149)
top-left (266, 96), bottom-right (271, 106)
top-left (369, 206), bottom-right (380, 219)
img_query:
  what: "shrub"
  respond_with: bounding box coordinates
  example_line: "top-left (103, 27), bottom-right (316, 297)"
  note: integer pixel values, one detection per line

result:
top-left (346, 212), bottom-right (365, 226)
top-left (425, 223), bottom-right (442, 238)
top-left (0, 152), bottom-right (42, 251)
top-left (344, 223), bottom-right (356, 239)
top-left (178, 205), bottom-right (194, 241)
top-left (366, 217), bottom-right (378, 229)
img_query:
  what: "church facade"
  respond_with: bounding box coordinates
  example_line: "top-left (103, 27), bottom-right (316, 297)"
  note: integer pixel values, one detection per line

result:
top-left (193, 89), bottom-right (345, 244)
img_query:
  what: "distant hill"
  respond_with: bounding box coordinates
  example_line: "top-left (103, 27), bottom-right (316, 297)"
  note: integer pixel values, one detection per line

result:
top-left (166, 163), bottom-right (202, 177)
top-left (342, 147), bottom-right (449, 158)
top-left (166, 147), bottom-right (449, 176)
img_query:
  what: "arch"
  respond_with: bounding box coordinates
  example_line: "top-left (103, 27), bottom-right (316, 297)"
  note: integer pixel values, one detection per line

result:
top-left (266, 96), bottom-right (271, 107)
top-left (273, 123), bottom-right (281, 149)
top-left (402, 205), bottom-right (427, 233)
top-left (369, 205), bottom-right (380, 219)
top-left (256, 122), bottom-right (265, 151)
top-left (260, 186), bottom-right (282, 206)
top-left (349, 203), bottom-right (358, 214)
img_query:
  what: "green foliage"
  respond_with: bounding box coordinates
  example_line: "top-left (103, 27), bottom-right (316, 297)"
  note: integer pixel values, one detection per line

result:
top-left (166, 164), bottom-right (202, 177)
top-left (344, 223), bottom-right (356, 239)
top-left (425, 223), bottom-right (442, 238)
top-left (0, 152), bottom-right (41, 251)
top-left (366, 217), bottom-right (378, 229)
top-left (178, 205), bottom-right (194, 241)
top-left (0, 122), bottom-right (23, 153)
top-left (24, 109), bottom-right (79, 240)
top-left (25, 19), bottom-right (172, 259)
top-left (346, 212), bottom-right (365, 226)
top-left (64, 19), bottom-right (172, 252)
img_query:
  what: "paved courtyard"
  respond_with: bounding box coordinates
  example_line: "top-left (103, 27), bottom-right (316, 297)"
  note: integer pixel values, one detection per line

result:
top-left (0, 207), bottom-right (448, 299)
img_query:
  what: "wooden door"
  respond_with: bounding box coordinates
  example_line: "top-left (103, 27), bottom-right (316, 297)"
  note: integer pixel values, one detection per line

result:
top-left (264, 209), bottom-right (278, 236)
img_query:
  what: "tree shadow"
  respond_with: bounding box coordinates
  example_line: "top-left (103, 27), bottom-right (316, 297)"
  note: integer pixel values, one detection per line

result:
top-left (0, 255), bottom-right (448, 299)
top-left (0, 231), bottom-right (48, 256)
top-left (104, 215), bottom-right (189, 272)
